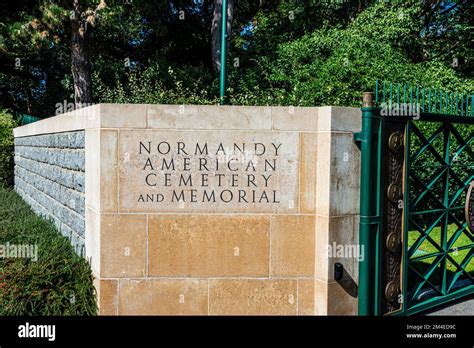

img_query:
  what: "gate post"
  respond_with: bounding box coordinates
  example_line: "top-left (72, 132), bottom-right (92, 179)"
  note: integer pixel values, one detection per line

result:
top-left (355, 92), bottom-right (381, 315)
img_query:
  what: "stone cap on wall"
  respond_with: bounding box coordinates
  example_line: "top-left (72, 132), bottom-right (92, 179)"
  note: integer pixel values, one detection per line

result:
top-left (13, 104), bottom-right (361, 138)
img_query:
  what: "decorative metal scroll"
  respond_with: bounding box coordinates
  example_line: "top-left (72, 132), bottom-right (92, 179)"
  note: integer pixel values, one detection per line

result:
top-left (380, 120), bottom-right (406, 315)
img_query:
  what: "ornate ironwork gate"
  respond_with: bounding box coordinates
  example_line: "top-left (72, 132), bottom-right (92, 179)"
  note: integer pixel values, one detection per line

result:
top-left (356, 82), bottom-right (474, 315)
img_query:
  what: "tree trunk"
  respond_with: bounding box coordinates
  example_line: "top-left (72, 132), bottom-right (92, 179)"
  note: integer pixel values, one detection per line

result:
top-left (211, 0), bottom-right (235, 73)
top-left (71, 0), bottom-right (93, 108)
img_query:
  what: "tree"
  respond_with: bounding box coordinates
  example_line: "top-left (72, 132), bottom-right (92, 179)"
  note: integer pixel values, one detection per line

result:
top-left (70, 0), bottom-right (106, 107)
top-left (418, 0), bottom-right (473, 76)
top-left (0, 0), bottom-right (472, 114)
top-left (211, 0), bottom-right (235, 73)
top-left (0, 0), bottom-right (107, 113)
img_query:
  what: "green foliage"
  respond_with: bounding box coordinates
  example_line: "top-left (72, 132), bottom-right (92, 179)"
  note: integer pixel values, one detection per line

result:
top-left (0, 187), bottom-right (97, 315)
top-left (94, 62), bottom-right (219, 105)
top-left (0, 109), bottom-right (15, 145)
top-left (228, 1), bottom-right (473, 107)
top-left (0, 109), bottom-right (17, 188)
top-left (0, 0), bottom-right (472, 111)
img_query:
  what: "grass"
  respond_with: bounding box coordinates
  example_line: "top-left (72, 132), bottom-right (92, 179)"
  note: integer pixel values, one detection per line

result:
top-left (407, 223), bottom-right (474, 289)
top-left (0, 186), bottom-right (97, 315)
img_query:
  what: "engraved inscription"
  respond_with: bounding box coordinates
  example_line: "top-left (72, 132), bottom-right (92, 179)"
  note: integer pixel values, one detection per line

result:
top-left (118, 131), bottom-right (299, 213)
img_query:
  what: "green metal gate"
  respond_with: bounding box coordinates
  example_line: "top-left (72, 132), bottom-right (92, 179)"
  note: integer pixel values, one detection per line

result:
top-left (356, 81), bottom-right (474, 315)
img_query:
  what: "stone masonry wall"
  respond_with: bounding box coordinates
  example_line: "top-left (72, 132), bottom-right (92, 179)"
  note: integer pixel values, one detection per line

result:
top-left (12, 104), bottom-right (362, 315)
top-left (83, 104), bottom-right (361, 315)
top-left (14, 131), bottom-right (86, 254)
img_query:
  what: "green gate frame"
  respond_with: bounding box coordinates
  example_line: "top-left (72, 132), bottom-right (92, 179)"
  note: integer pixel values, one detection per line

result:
top-left (356, 81), bottom-right (474, 315)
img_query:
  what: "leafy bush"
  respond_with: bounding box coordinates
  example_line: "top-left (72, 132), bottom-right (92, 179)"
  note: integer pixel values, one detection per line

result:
top-left (0, 109), bottom-right (17, 188)
top-left (94, 62), bottom-right (219, 105)
top-left (228, 1), bottom-right (474, 107)
top-left (0, 187), bottom-right (97, 315)
top-left (86, 1), bottom-right (473, 110)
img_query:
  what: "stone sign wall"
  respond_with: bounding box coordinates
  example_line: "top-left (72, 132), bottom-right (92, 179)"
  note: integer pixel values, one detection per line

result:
top-left (13, 104), bottom-right (361, 315)
top-left (14, 131), bottom-right (86, 254)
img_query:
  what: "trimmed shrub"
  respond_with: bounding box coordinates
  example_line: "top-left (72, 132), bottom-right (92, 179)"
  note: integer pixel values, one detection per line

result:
top-left (0, 109), bottom-right (17, 188)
